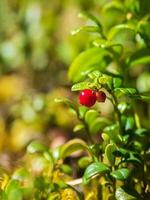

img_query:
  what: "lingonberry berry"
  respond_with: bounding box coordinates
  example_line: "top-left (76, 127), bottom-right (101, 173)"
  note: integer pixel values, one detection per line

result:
top-left (79, 89), bottom-right (96, 107)
top-left (96, 91), bottom-right (106, 102)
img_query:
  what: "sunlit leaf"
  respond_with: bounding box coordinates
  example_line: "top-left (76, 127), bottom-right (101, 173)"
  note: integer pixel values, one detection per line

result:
top-left (71, 82), bottom-right (94, 91)
top-left (73, 124), bottom-right (85, 132)
top-left (68, 47), bottom-right (112, 83)
top-left (27, 141), bottom-right (47, 154)
top-left (115, 187), bottom-right (139, 200)
top-left (60, 139), bottom-right (90, 159)
top-left (108, 24), bottom-right (135, 40)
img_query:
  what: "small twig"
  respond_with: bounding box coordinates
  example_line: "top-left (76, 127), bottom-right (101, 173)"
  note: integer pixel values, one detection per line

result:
top-left (67, 178), bottom-right (82, 186)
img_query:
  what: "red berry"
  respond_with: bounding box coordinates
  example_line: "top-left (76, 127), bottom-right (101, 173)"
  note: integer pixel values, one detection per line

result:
top-left (96, 91), bottom-right (106, 102)
top-left (79, 89), bottom-right (96, 107)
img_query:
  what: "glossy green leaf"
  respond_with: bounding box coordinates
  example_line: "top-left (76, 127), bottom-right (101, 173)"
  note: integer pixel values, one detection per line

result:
top-left (60, 139), bottom-right (90, 159)
top-left (110, 168), bottom-right (130, 180)
top-left (68, 47), bottom-right (112, 83)
top-left (71, 82), bottom-right (94, 91)
top-left (83, 162), bottom-right (110, 184)
top-left (105, 144), bottom-right (117, 166)
top-left (27, 141), bottom-right (47, 154)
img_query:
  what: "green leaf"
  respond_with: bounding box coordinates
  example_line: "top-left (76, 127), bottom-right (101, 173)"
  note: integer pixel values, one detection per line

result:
top-left (105, 144), bottom-right (117, 166)
top-left (0, 190), bottom-right (6, 200)
top-left (83, 162), bottom-right (110, 184)
top-left (127, 48), bottom-right (150, 67)
top-left (71, 26), bottom-right (101, 35)
top-left (68, 47), bottom-right (112, 83)
top-left (138, 20), bottom-right (150, 44)
top-left (131, 94), bottom-right (150, 101)
top-left (85, 110), bottom-right (100, 125)
top-left (71, 82), bottom-right (94, 91)
top-left (114, 88), bottom-right (137, 97)
top-left (73, 124), bottom-right (85, 132)
top-left (78, 12), bottom-right (102, 31)
top-left (93, 39), bottom-right (123, 57)
top-left (135, 128), bottom-right (149, 137)
top-left (60, 139), bottom-right (90, 159)
top-left (115, 187), bottom-right (138, 200)
top-left (118, 102), bottom-right (131, 113)
top-left (127, 153), bottom-right (141, 164)
top-left (125, 117), bottom-right (135, 131)
top-left (110, 168), bottom-right (130, 180)
top-left (60, 164), bottom-right (73, 175)
top-left (12, 168), bottom-right (29, 181)
top-left (5, 180), bottom-right (23, 200)
top-left (104, 124), bottom-right (122, 144)
top-left (78, 156), bottom-right (92, 169)
top-left (113, 77), bottom-right (123, 88)
top-left (78, 106), bottom-right (88, 119)
top-left (108, 24), bottom-right (135, 40)
top-left (103, 1), bottom-right (124, 13)
top-left (51, 147), bottom-right (61, 161)
top-left (27, 141), bottom-right (47, 154)
top-left (88, 70), bottom-right (102, 79)
top-left (89, 117), bottom-right (111, 135)
top-left (54, 98), bottom-right (77, 110)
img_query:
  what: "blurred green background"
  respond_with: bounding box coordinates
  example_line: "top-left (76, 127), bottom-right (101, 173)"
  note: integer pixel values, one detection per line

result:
top-left (0, 0), bottom-right (149, 172)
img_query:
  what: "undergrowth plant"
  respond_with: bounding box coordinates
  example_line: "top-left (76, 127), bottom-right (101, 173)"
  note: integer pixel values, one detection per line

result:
top-left (0, 0), bottom-right (150, 199)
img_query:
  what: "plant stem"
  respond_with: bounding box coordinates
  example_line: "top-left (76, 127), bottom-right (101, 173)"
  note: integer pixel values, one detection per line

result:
top-left (109, 92), bottom-right (123, 135)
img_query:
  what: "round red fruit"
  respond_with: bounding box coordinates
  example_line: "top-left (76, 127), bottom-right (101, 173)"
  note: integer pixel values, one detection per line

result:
top-left (79, 89), bottom-right (96, 107)
top-left (96, 91), bottom-right (106, 102)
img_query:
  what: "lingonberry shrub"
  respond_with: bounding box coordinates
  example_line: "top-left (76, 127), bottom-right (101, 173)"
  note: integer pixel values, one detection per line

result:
top-left (1, 0), bottom-right (150, 199)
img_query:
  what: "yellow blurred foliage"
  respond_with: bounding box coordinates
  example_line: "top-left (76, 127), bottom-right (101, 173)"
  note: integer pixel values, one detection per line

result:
top-left (0, 75), bottom-right (24, 103)
top-left (0, 118), bottom-right (6, 151)
top-left (10, 120), bottom-right (40, 152)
